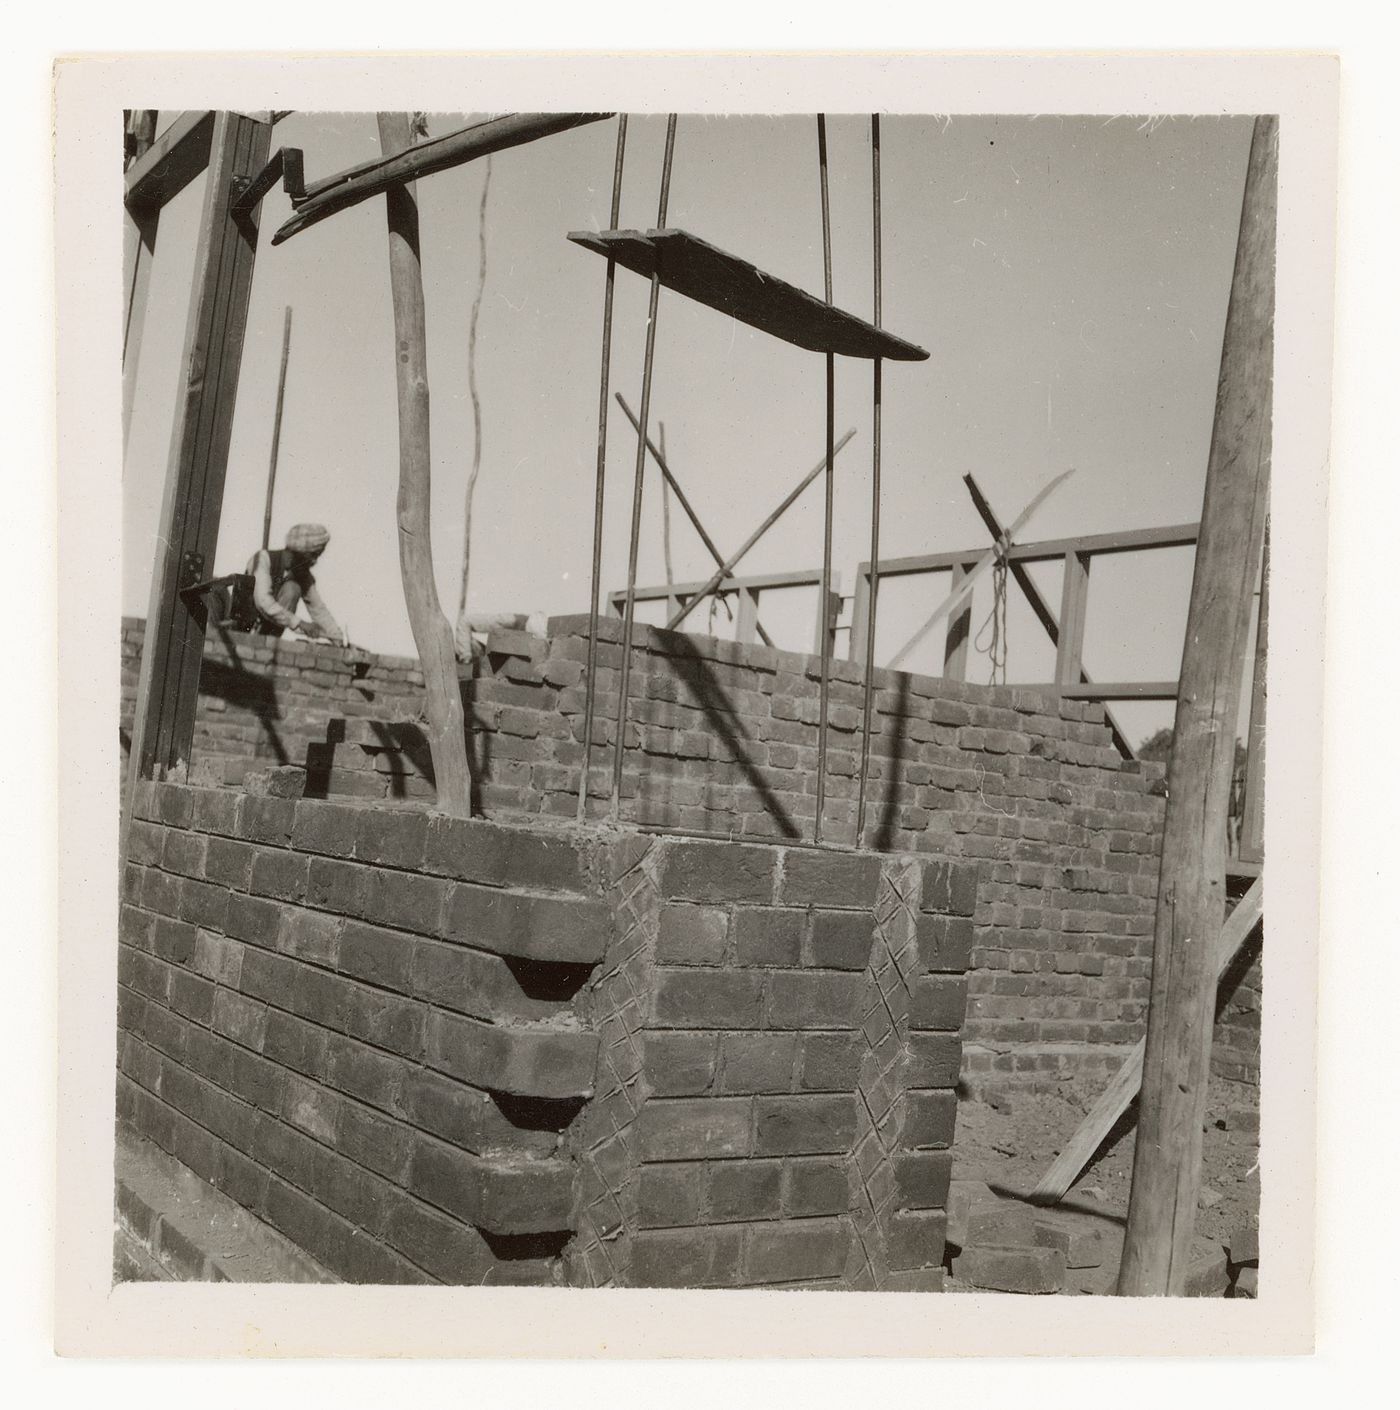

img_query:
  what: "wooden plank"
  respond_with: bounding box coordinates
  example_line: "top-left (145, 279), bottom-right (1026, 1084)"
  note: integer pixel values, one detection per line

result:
top-left (1239, 528), bottom-right (1269, 864)
top-left (943, 563), bottom-right (974, 681)
top-left (1119, 114), bottom-right (1277, 1298)
top-left (125, 112), bottom-right (273, 803)
top-left (273, 113), bottom-right (610, 245)
top-left (377, 113), bottom-right (473, 817)
top-left (888, 470), bottom-right (1075, 670)
top-left (859, 521), bottom-right (1201, 582)
top-left (122, 201), bottom-right (159, 450)
top-left (1054, 551), bottom-right (1091, 685)
top-left (569, 229), bottom-right (929, 362)
top-left (736, 587), bottom-right (759, 645)
top-left (1031, 879), bottom-right (1263, 1205)
top-left (124, 110), bottom-right (215, 211)
top-left (1047, 681), bottom-right (1180, 702)
top-left (610, 568), bottom-right (839, 607)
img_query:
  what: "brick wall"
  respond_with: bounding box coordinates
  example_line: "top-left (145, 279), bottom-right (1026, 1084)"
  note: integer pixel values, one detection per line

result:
top-left (116, 780), bottom-right (974, 1287)
top-left (119, 615), bottom-right (1259, 1093)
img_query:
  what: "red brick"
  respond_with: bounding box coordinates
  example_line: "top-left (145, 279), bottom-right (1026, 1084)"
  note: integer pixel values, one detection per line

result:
top-left (754, 1094), bottom-right (857, 1155)
top-left (718, 1032), bottom-right (798, 1094)
top-left (325, 1033), bottom-right (406, 1114)
top-left (352, 807), bottom-right (428, 869)
top-left (445, 884), bottom-right (608, 963)
top-left (653, 970), bottom-right (764, 1029)
top-left (765, 972), bottom-right (863, 1029)
top-left (887, 1209), bottom-right (948, 1271)
top-left (204, 836), bottom-right (254, 889)
top-left (708, 1160), bottom-right (781, 1222)
top-left (380, 1187), bottom-right (496, 1282)
top-left (782, 1158), bottom-right (849, 1217)
top-left (398, 1067), bottom-right (558, 1157)
top-left (306, 856), bottom-right (370, 915)
top-left (903, 1089), bottom-right (958, 1149)
top-left (282, 1074), bottom-right (342, 1144)
top-left (423, 815), bottom-right (589, 893)
top-left (779, 850), bottom-right (882, 909)
top-left (238, 795), bottom-right (297, 845)
top-left (161, 828), bottom-right (207, 878)
top-left (250, 847), bottom-right (310, 903)
top-left (406, 1135), bottom-right (575, 1234)
top-left (426, 1010), bottom-right (597, 1099)
top-left (638, 1163), bottom-right (707, 1228)
top-left (212, 988), bottom-right (269, 1051)
top-left (921, 858), bottom-right (980, 917)
top-left (637, 1097), bottom-right (753, 1160)
top-left (358, 868), bottom-right (448, 935)
top-left (732, 908), bottom-right (803, 967)
top-left (225, 892), bottom-right (285, 949)
top-left (656, 903), bottom-right (729, 965)
top-left (631, 1226), bottom-right (744, 1287)
top-left (339, 919), bottom-right (415, 992)
top-left (916, 914), bottom-right (976, 973)
top-left (909, 974), bottom-right (969, 1031)
top-left (744, 1218), bottom-right (849, 1283)
top-left (643, 1032), bottom-right (719, 1097)
top-left (291, 800), bottom-right (363, 857)
top-left (798, 1033), bottom-right (863, 1091)
top-left (952, 1245), bottom-right (1065, 1293)
top-left (659, 839), bottom-right (776, 903)
top-left (807, 911), bottom-right (874, 970)
top-left (338, 982), bottom-right (425, 1060)
top-left (277, 908), bottom-right (343, 967)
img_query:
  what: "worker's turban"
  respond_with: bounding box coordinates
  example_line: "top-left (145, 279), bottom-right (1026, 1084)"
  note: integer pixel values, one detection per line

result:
top-left (286, 523), bottom-right (330, 554)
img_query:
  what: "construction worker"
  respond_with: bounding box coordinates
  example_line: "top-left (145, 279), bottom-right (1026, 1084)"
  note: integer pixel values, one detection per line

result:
top-left (240, 523), bottom-right (347, 644)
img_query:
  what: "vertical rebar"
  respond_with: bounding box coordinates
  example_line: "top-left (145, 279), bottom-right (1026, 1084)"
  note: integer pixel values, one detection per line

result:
top-left (856, 114), bottom-right (883, 847)
top-left (611, 113), bottom-right (678, 818)
top-left (578, 115), bottom-right (629, 823)
top-left (813, 114), bottom-right (835, 845)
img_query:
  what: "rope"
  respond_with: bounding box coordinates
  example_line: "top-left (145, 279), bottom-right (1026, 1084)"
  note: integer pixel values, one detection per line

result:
top-left (973, 532), bottom-right (1011, 685)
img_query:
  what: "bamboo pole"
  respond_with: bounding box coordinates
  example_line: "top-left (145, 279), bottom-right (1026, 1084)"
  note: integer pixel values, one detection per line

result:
top-left (261, 306), bottom-right (294, 550)
top-left (377, 112), bottom-right (473, 818)
top-left (1118, 114), bottom-right (1277, 1296)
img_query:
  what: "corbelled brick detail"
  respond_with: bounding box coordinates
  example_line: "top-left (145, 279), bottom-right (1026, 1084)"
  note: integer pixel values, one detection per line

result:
top-left (118, 782), bottom-right (602, 1285)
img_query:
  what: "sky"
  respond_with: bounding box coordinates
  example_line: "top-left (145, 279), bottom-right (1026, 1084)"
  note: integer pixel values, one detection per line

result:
top-left (124, 111), bottom-right (1257, 746)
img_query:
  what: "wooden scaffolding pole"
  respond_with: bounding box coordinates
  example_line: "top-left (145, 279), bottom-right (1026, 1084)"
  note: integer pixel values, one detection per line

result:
top-left (1117, 114), bottom-right (1277, 1296)
top-left (377, 113), bottom-right (473, 817)
top-left (123, 112), bottom-right (273, 825)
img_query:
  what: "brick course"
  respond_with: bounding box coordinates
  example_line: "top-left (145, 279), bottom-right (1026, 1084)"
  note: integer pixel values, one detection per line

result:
top-left (122, 616), bottom-right (1257, 1096)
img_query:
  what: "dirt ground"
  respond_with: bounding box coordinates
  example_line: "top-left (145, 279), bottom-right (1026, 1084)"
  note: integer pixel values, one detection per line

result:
top-left (946, 1075), bottom-right (1261, 1295)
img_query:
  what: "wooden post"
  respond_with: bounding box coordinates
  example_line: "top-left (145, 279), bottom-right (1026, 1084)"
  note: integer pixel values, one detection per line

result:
top-left (1239, 527), bottom-right (1269, 865)
top-left (1118, 114), bottom-right (1276, 1296)
top-left (377, 112), bottom-right (473, 817)
top-left (736, 586), bottom-right (759, 645)
top-left (943, 562), bottom-right (975, 680)
top-left (1055, 551), bottom-right (1091, 685)
top-left (261, 305), bottom-right (294, 549)
top-left (122, 112), bottom-right (217, 453)
top-left (124, 112), bottom-right (273, 815)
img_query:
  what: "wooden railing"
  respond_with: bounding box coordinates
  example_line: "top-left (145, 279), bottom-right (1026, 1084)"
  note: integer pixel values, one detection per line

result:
top-left (608, 568), bottom-right (842, 657)
top-left (849, 520), bottom-right (1202, 758)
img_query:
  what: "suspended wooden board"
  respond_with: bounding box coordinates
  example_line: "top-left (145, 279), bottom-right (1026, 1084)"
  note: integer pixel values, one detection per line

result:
top-left (568, 228), bottom-right (929, 362)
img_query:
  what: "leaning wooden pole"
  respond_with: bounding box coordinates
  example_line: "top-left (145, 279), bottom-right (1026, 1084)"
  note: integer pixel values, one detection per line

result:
top-left (1117, 114), bottom-right (1277, 1296)
top-left (261, 305), bottom-right (294, 550)
top-left (377, 112), bottom-right (473, 817)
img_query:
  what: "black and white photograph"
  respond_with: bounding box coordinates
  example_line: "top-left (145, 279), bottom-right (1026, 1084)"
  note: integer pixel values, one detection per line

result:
top-left (50, 52), bottom-right (1339, 1359)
